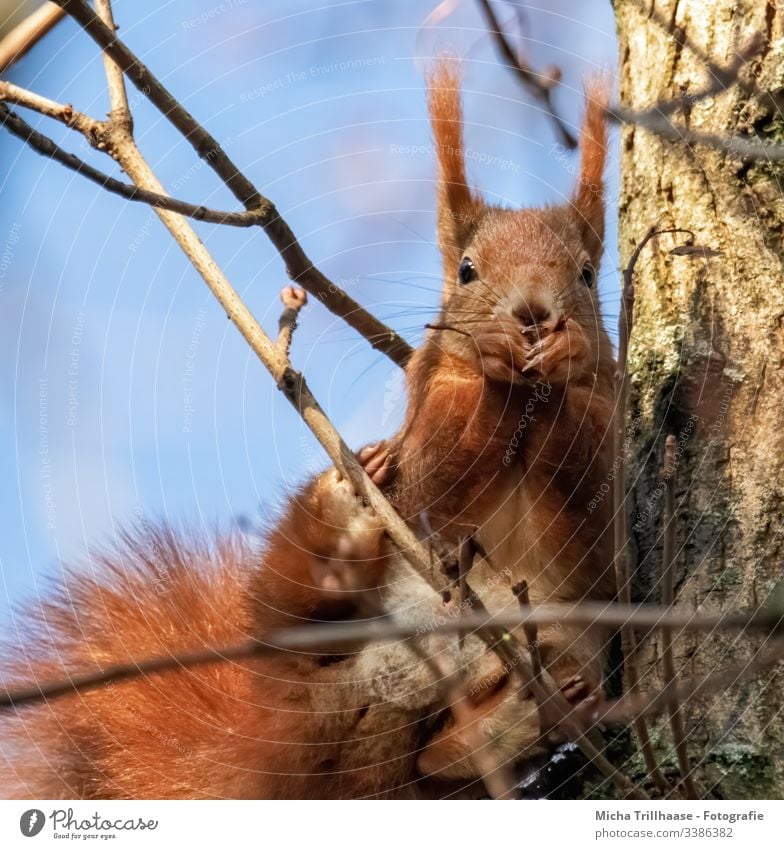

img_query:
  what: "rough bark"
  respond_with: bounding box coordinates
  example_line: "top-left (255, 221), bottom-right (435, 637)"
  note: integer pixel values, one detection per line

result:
top-left (614, 0), bottom-right (784, 798)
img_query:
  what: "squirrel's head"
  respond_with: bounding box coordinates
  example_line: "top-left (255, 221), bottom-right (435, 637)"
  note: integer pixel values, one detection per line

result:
top-left (425, 61), bottom-right (612, 387)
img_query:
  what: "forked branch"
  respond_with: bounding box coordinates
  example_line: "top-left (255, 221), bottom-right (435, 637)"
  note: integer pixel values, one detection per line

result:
top-left (49, 0), bottom-right (412, 367)
top-left (614, 224), bottom-right (696, 794)
top-left (476, 0), bottom-right (577, 149)
top-left (0, 102), bottom-right (274, 227)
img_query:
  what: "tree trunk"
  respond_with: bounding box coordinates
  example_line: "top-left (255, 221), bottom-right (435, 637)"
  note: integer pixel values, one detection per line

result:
top-left (613, 0), bottom-right (784, 798)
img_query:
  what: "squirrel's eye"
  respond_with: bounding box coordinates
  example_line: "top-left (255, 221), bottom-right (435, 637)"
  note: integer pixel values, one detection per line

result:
top-left (580, 262), bottom-right (596, 288)
top-left (459, 257), bottom-right (477, 285)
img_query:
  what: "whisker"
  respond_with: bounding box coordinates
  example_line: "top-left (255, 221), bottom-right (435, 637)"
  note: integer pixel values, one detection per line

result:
top-left (364, 274), bottom-right (442, 293)
top-left (425, 322), bottom-right (473, 338)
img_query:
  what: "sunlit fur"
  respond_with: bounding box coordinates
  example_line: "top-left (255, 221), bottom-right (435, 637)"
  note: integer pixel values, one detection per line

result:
top-left (0, 474), bottom-right (429, 799)
top-left (385, 63), bottom-right (617, 778)
top-left (1, 62), bottom-right (616, 796)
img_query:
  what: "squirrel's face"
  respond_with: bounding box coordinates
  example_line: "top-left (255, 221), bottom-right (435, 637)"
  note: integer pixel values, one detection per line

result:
top-left (426, 62), bottom-right (609, 386)
top-left (437, 206), bottom-right (607, 386)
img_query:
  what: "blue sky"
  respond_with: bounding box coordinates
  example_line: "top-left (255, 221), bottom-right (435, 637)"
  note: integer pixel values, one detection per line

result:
top-left (0, 0), bottom-right (619, 620)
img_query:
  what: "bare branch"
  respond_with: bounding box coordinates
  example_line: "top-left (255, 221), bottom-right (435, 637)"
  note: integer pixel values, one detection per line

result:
top-left (660, 434), bottom-right (697, 799)
top-left (0, 104), bottom-right (278, 228)
top-left (0, 2), bottom-right (66, 73)
top-left (475, 0), bottom-right (577, 149)
top-left (27, 9), bottom-right (427, 639)
top-left (0, 79), bottom-right (101, 138)
top-left (607, 29), bottom-right (784, 163)
top-left (599, 640), bottom-right (784, 726)
top-left (610, 103), bottom-right (784, 163)
top-left (51, 0), bottom-right (412, 368)
top-left (3, 602), bottom-right (781, 711)
top-left (512, 579), bottom-right (549, 735)
top-left (105, 131), bottom-right (434, 606)
top-left (445, 540), bottom-right (620, 795)
top-left (614, 225), bottom-right (697, 794)
top-left (94, 0), bottom-right (131, 134)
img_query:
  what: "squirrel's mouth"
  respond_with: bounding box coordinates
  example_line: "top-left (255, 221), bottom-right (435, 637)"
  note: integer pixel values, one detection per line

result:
top-left (468, 315), bottom-right (590, 387)
top-left (468, 314), bottom-right (550, 385)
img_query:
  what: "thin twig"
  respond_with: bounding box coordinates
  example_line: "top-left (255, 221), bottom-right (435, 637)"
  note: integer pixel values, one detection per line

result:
top-left (512, 581), bottom-right (542, 679)
top-left (599, 640), bottom-right (784, 726)
top-left (512, 580), bottom-right (549, 735)
top-left (454, 544), bottom-right (612, 794)
top-left (277, 286), bottom-right (307, 357)
top-left (660, 435), bottom-right (697, 799)
top-left (610, 103), bottom-right (784, 162)
top-left (0, 2), bottom-right (66, 73)
top-left (475, 0), bottom-right (577, 149)
top-left (3, 602), bottom-right (782, 710)
top-left (0, 104), bottom-right (278, 228)
top-left (457, 536), bottom-right (473, 650)
top-left (611, 225), bottom-right (717, 792)
top-left (51, 0), bottom-right (412, 368)
top-left (614, 224), bottom-right (692, 793)
top-left (454, 555), bottom-right (645, 799)
top-left (608, 26), bottom-right (784, 162)
top-left (0, 79), bottom-right (101, 137)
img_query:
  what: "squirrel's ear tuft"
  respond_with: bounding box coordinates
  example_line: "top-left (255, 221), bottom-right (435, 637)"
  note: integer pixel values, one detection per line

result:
top-left (573, 80), bottom-right (608, 262)
top-left (427, 59), bottom-right (483, 302)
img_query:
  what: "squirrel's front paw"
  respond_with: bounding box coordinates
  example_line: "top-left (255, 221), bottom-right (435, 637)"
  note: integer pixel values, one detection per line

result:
top-left (521, 318), bottom-right (589, 385)
top-left (310, 469), bottom-right (388, 597)
top-left (357, 441), bottom-right (394, 487)
top-left (474, 317), bottom-right (534, 385)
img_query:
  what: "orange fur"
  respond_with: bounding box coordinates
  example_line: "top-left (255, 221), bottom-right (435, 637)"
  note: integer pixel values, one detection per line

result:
top-left (1, 63), bottom-right (616, 796)
top-left (0, 486), bottom-right (427, 799)
top-left (573, 81), bottom-right (609, 261)
top-left (379, 65), bottom-right (616, 778)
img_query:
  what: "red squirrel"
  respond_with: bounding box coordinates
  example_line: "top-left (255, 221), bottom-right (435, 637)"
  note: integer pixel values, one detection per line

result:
top-left (0, 63), bottom-right (615, 798)
top-left (351, 64), bottom-right (616, 779)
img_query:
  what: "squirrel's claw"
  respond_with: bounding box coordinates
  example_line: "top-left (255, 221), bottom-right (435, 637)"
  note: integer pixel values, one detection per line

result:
top-left (310, 469), bottom-right (388, 599)
top-left (522, 318), bottom-right (589, 385)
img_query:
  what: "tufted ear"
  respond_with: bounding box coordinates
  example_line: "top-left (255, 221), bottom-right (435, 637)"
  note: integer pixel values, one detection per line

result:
top-left (572, 81), bottom-right (608, 263)
top-left (427, 61), bottom-right (485, 303)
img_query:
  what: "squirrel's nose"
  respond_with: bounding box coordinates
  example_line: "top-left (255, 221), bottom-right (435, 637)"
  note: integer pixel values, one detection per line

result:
top-left (512, 299), bottom-right (554, 328)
